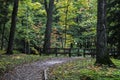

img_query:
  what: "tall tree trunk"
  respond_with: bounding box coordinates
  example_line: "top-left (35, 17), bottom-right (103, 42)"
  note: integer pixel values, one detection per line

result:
top-left (0, 1), bottom-right (9, 50)
top-left (6, 0), bottom-right (19, 55)
top-left (43, 0), bottom-right (54, 53)
top-left (64, 0), bottom-right (69, 48)
top-left (117, 39), bottom-right (120, 57)
top-left (95, 0), bottom-right (114, 66)
top-left (1, 23), bottom-right (6, 50)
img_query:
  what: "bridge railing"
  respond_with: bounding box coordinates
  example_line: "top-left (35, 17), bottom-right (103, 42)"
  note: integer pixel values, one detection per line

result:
top-left (38, 48), bottom-right (118, 58)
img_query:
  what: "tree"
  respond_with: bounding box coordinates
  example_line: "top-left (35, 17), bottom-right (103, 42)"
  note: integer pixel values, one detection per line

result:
top-left (0, 0), bottom-right (10, 50)
top-left (64, 0), bottom-right (70, 48)
top-left (6, 0), bottom-right (19, 54)
top-left (43, 0), bottom-right (54, 53)
top-left (95, 0), bottom-right (114, 66)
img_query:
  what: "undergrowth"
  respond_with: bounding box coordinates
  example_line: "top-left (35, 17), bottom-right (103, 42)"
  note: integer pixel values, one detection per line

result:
top-left (48, 58), bottom-right (120, 80)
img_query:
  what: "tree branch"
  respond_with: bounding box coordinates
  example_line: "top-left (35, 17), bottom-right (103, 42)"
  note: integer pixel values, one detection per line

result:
top-left (54, 5), bottom-right (68, 11)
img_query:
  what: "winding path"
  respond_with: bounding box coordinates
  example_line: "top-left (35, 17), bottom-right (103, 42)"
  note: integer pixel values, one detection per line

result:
top-left (2, 57), bottom-right (82, 80)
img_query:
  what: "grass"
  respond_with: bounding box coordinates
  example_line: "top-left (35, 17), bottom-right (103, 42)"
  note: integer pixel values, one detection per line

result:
top-left (48, 58), bottom-right (120, 80)
top-left (1, 50), bottom-right (120, 80)
top-left (0, 50), bottom-right (54, 78)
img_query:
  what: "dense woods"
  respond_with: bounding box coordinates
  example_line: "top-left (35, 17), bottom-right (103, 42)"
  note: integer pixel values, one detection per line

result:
top-left (1, 0), bottom-right (120, 79)
top-left (0, 0), bottom-right (120, 65)
top-left (0, 0), bottom-right (97, 51)
top-left (107, 0), bottom-right (120, 55)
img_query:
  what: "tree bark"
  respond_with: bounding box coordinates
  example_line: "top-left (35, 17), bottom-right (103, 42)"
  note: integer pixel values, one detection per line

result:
top-left (64, 0), bottom-right (69, 48)
top-left (1, 23), bottom-right (5, 50)
top-left (0, 1), bottom-right (9, 50)
top-left (43, 0), bottom-right (54, 53)
top-left (95, 0), bottom-right (115, 67)
top-left (6, 0), bottom-right (19, 55)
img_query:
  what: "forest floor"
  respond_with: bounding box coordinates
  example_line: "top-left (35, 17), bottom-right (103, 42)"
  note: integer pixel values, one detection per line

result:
top-left (2, 57), bottom-right (82, 80)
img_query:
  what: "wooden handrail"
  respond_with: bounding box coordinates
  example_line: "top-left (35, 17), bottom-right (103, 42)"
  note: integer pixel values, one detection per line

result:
top-left (38, 48), bottom-right (118, 58)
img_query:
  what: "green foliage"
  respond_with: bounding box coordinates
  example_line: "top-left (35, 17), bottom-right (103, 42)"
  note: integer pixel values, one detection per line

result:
top-left (48, 58), bottom-right (120, 80)
top-left (0, 0), bottom-right (97, 50)
top-left (31, 47), bottom-right (39, 55)
top-left (0, 50), bottom-right (6, 55)
top-left (51, 0), bottom-right (97, 47)
top-left (107, 0), bottom-right (120, 49)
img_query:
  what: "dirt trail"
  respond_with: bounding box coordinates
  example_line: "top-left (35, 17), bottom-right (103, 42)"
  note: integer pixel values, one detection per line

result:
top-left (2, 57), bottom-right (82, 80)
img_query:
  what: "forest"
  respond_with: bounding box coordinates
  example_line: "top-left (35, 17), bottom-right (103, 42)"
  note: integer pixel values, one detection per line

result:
top-left (0, 0), bottom-right (120, 80)
top-left (0, 0), bottom-right (97, 53)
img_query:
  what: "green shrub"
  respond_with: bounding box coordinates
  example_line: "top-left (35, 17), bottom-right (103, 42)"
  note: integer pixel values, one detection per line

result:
top-left (31, 47), bottom-right (39, 55)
